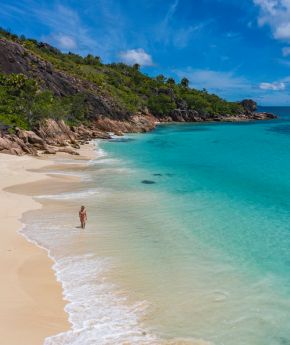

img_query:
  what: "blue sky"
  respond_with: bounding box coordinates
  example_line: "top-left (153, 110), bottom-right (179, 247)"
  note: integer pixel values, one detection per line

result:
top-left (1, 0), bottom-right (290, 105)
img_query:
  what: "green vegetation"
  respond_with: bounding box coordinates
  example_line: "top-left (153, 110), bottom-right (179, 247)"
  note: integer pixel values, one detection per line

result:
top-left (0, 28), bottom-right (244, 130)
top-left (0, 73), bottom-right (89, 130)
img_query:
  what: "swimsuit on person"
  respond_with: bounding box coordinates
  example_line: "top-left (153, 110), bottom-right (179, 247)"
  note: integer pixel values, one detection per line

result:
top-left (79, 211), bottom-right (86, 222)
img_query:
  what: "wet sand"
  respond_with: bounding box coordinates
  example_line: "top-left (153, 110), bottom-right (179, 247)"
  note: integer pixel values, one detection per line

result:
top-left (0, 143), bottom-right (95, 345)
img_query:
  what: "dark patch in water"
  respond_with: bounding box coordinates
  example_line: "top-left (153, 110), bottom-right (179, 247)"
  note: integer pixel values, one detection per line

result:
top-left (268, 124), bottom-right (290, 135)
top-left (109, 138), bottom-right (135, 143)
top-left (147, 138), bottom-right (175, 148)
top-left (141, 180), bottom-right (156, 184)
top-left (278, 337), bottom-right (290, 345)
top-left (153, 173), bottom-right (162, 176)
top-left (175, 126), bottom-right (210, 132)
top-left (165, 173), bottom-right (174, 177)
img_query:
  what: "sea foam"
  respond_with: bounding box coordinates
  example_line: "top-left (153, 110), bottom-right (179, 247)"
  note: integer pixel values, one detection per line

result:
top-left (36, 189), bottom-right (99, 200)
top-left (44, 255), bottom-right (158, 345)
top-left (20, 214), bottom-right (160, 345)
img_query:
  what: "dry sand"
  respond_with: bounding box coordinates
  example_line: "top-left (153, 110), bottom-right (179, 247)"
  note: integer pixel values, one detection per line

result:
top-left (0, 154), bottom-right (69, 345)
top-left (0, 143), bottom-right (96, 345)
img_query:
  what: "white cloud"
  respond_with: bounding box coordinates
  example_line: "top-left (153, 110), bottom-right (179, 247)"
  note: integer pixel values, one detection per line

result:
top-left (6, 2), bottom-right (124, 58)
top-left (174, 68), bottom-right (290, 105)
top-left (172, 24), bottom-right (205, 48)
top-left (282, 46), bottom-right (290, 56)
top-left (255, 76), bottom-right (290, 104)
top-left (36, 2), bottom-right (128, 60)
top-left (119, 49), bottom-right (153, 66)
top-left (253, 0), bottom-right (290, 41)
top-left (162, 0), bottom-right (179, 27)
top-left (275, 22), bottom-right (290, 39)
top-left (255, 90), bottom-right (290, 104)
top-left (277, 57), bottom-right (290, 66)
top-left (33, 4), bottom-right (98, 53)
top-left (259, 81), bottom-right (286, 90)
top-left (156, 0), bottom-right (207, 49)
top-left (53, 34), bottom-right (77, 50)
top-left (157, 0), bottom-right (179, 45)
top-left (225, 32), bottom-right (241, 39)
top-left (174, 68), bottom-right (254, 100)
top-left (175, 68), bottom-right (249, 91)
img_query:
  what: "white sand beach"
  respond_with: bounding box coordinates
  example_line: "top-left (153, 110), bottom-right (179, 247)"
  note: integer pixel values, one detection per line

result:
top-left (0, 143), bottom-right (94, 345)
top-left (0, 153), bottom-right (70, 345)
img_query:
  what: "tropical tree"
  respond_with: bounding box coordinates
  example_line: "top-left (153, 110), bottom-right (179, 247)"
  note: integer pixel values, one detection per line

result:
top-left (180, 77), bottom-right (189, 88)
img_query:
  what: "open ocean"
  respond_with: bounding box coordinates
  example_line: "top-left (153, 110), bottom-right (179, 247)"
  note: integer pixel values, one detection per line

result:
top-left (23, 107), bottom-right (290, 345)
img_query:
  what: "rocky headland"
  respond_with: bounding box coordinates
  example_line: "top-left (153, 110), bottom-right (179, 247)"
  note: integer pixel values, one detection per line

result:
top-left (0, 34), bottom-right (276, 156)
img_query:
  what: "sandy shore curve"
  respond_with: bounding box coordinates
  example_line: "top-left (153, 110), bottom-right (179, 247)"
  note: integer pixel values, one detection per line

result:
top-left (0, 154), bottom-right (70, 345)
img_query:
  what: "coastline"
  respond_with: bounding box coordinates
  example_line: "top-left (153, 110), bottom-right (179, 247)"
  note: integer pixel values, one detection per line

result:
top-left (16, 139), bottom-right (208, 345)
top-left (0, 136), bottom-right (213, 345)
top-left (1, 116), bottom-right (288, 345)
top-left (0, 143), bottom-right (95, 345)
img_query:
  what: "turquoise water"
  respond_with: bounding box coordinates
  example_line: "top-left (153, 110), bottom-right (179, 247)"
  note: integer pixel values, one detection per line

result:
top-left (102, 109), bottom-right (290, 283)
top-left (97, 108), bottom-right (290, 344)
top-left (25, 108), bottom-right (290, 344)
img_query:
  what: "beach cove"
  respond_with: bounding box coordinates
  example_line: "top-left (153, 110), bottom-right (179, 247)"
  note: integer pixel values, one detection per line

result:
top-left (2, 3), bottom-right (290, 343)
top-left (1, 108), bottom-right (290, 344)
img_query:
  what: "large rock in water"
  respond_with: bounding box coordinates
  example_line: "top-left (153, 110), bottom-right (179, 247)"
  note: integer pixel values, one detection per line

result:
top-left (240, 99), bottom-right (257, 113)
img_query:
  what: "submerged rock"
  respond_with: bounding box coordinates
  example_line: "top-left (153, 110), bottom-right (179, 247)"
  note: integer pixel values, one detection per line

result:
top-left (141, 180), bottom-right (156, 184)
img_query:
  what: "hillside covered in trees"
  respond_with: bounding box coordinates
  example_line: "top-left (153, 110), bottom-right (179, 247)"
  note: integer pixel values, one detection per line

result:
top-left (0, 29), bottom-right (268, 128)
top-left (0, 28), bottom-right (275, 155)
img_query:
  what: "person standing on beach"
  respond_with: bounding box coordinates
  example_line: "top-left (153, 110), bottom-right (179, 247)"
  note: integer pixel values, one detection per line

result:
top-left (79, 206), bottom-right (87, 229)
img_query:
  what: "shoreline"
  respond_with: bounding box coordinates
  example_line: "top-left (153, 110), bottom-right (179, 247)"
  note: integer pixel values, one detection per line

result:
top-left (0, 113), bottom-right (277, 157)
top-left (0, 143), bottom-right (95, 345)
top-left (0, 117), bottom-right (288, 344)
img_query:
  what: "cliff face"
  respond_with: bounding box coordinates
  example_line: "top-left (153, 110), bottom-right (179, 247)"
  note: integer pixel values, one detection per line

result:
top-left (0, 37), bottom-right (276, 156)
top-left (0, 38), bottom-right (130, 121)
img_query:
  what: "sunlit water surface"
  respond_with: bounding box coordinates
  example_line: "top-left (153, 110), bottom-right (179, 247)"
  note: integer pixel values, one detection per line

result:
top-left (23, 107), bottom-right (290, 345)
